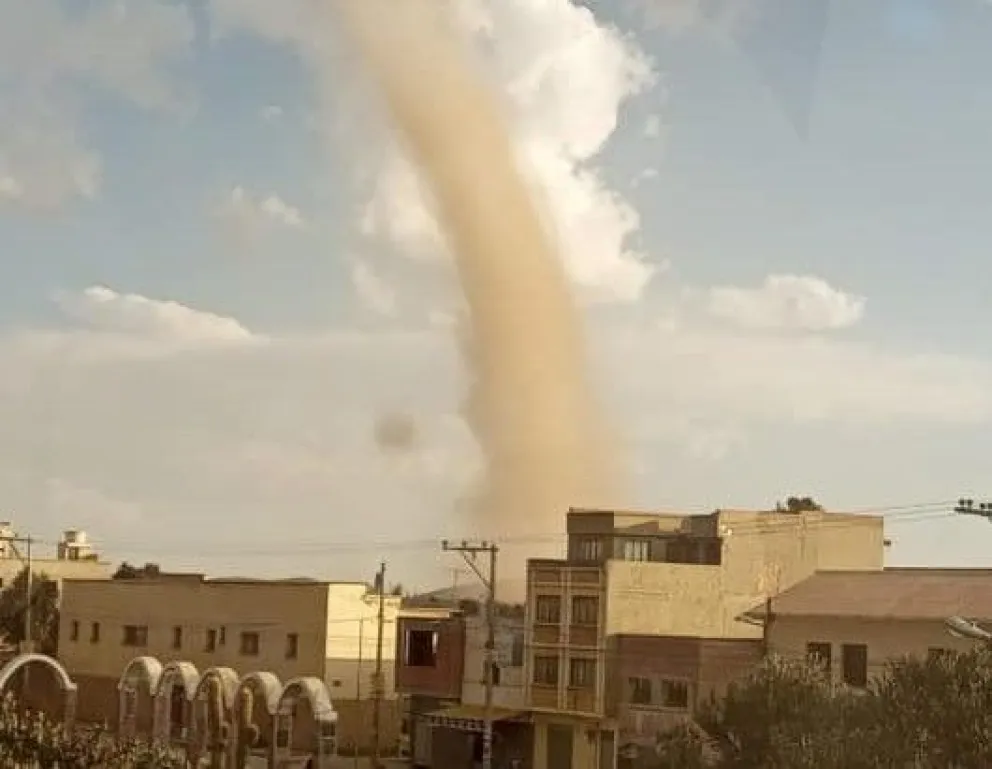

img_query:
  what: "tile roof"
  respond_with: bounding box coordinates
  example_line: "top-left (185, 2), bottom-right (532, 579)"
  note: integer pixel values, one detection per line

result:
top-left (746, 568), bottom-right (992, 621)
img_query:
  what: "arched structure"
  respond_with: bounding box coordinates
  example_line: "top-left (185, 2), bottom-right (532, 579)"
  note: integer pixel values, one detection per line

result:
top-left (274, 677), bottom-right (338, 768)
top-left (152, 661), bottom-right (200, 745)
top-left (194, 666), bottom-right (240, 709)
top-left (190, 667), bottom-right (240, 767)
top-left (117, 656), bottom-right (163, 738)
top-left (231, 671), bottom-right (282, 766)
top-left (0, 653), bottom-right (78, 730)
top-left (235, 671), bottom-right (282, 715)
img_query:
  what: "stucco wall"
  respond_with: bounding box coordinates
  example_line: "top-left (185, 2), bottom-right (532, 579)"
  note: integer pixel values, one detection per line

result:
top-left (0, 557), bottom-right (112, 590)
top-left (324, 586), bottom-right (400, 699)
top-left (461, 615), bottom-right (525, 710)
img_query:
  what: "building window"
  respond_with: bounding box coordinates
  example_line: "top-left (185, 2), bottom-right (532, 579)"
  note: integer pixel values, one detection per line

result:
top-left (533, 655), bottom-right (559, 686)
top-left (627, 677), bottom-right (652, 705)
top-left (240, 632), bottom-right (261, 656)
top-left (806, 641), bottom-right (832, 675)
top-left (172, 626), bottom-right (183, 650)
top-left (535, 595), bottom-right (561, 624)
top-left (568, 658), bottom-right (596, 689)
top-left (485, 661), bottom-right (501, 686)
top-left (571, 596), bottom-right (598, 626)
top-left (622, 539), bottom-right (650, 562)
top-left (286, 633), bottom-right (299, 659)
top-left (841, 643), bottom-right (868, 687)
top-left (404, 629), bottom-right (438, 667)
top-left (510, 632), bottom-right (525, 667)
top-left (90, 622), bottom-right (100, 643)
top-left (122, 625), bottom-right (148, 647)
top-left (574, 537), bottom-right (603, 562)
top-left (219, 626), bottom-right (227, 646)
top-left (205, 628), bottom-right (217, 652)
top-left (70, 621), bottom-right (79, 642)
top-left (660, 679), bottom-right (689, 710)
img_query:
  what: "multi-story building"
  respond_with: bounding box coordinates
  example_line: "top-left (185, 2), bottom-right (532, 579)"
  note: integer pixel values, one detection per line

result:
top-left (523, 506), bottom-right (886, 769)
top-left (58, 574), bottom-right (403, 752)
top-left (743, 568), bottom-right (992, 686)
top-left (0, 524), bottom-right (111, 591)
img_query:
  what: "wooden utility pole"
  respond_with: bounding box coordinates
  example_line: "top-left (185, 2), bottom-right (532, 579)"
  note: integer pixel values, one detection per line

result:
top-left (372, 562), bottom-right (386, 769)
top-left (442, 540), bottom-right (499, 769)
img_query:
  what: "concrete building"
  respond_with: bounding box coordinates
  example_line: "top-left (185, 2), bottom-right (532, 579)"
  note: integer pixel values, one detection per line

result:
top-left (523, 506), bottom-right (886, 769)
top-left (744, 568), bottom-right (992, 687)
top-left (0, 524), bottom-right (111, 590)
top-left (57, 574), bottom-right (403, 753)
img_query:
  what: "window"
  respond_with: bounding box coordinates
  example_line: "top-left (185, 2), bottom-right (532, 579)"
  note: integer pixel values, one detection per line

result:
top-left (806, 642), bottom-right (832, 674)
top-left (240, 631), bottom-right (260, 656)
top-left (535, 595), bottom-right (561, 624)
top-left (568, 658), bottom-right (596, 689)
top-left (286, 632), bottom-right (299, 659)
top-left (205, 628), bottom-right (217, 652)
top-left (661, 679), bottom-right (689, 710)
top-left (627, 677), bottom-right (652, 705)
top-left (404, 629), bottom-right (438, 667)
top-left (219, 626), bottom-right (227, 646)
top-left (122, 625), bottom-right (148, 647)
top-left (510, 632), bottom-right (524, 667)
top-left (70, 620), bottom-right (79, 642)
top-left (90, 622), bottom-right (100, 643)
top-left (574, 537), bottom-right (603, 562)
top-left (841, 643), bottom-right (868, 687)
top-left (623, 539), bottom-right (651, 562)
top-left (571, 596), bottom-right (599, 626)
top-left (484, 661), bottom-right (501, 686)
top-left (172, 626), bottom-right (182, 650)
top-left (533, 655), bottom-right (559, 686)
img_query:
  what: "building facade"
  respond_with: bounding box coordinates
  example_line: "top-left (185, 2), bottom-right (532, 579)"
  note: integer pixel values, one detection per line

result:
top-left (0, 524), bottom-right (111, 593)
top-left (746, 568), bottom-right (992, 687)
top-left (57, 575), bottom-right (403, 753)
top-left (523, 506), bottom-right (886, 769)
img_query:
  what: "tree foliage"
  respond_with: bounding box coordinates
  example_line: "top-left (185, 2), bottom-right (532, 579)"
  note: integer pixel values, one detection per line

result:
top-left (112, 562), bottom-right (161, 580)
top-left (0, 568), bottom-right (59, 655)
top-left (774, 496), bottom-right (824, 513)
top-left (652, 647), bottom-right (992, 768)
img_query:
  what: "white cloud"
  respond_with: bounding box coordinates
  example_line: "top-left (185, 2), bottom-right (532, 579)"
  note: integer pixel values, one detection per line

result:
top-left (212, 0), bottom-right (658, 304)
top-left (220, 186), bottom-right (305, 229)
top-left (261, 104), bottom-right (284, 121)
top-left (0, 0), bottom-right (194, 209)
top-left (706, 274), bottom-right (866, 332)
top-left (643, 114), bottom-right (663, 138)
top-left (351, 260), bottom-right (398, 317)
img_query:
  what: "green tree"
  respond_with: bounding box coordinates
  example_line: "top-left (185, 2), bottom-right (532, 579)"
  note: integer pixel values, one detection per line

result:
top-left (112, 562), bottom-right (161, 580)
top-left (0, 568), bottom-right (59, 655)
top-left (774, 496), bottom-right (824, 513)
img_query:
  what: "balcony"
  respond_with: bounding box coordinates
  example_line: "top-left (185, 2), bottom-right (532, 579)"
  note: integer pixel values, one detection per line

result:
top-left (529, 686), bottom-right (559, 710)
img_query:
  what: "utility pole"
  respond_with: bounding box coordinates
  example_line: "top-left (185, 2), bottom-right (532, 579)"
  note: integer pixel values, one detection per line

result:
top-left (371, 562), bottom-right (386, 769)
top-left (0, 530), bottom-right (35, 652)
top-left (442, 540), bottom-right (498, 769)
top-left (955, 498), bottom-right (992, 521)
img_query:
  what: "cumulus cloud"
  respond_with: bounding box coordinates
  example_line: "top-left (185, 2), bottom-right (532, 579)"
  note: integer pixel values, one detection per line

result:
top-left (706, 274), bottom-right (866, 332)
top-left (0, 0), bottom-right (194, 209)
top-left (220, 186), bottom-right (305, 229)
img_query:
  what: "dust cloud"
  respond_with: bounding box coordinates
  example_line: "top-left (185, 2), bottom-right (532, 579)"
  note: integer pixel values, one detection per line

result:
top-left (337, 0), bottom-right (617, 580)
top-left (374, 412), bottom-right (419, 453)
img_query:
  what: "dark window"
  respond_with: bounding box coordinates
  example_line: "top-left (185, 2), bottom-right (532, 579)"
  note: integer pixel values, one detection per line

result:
top-left (240, 632), bottom-right (260, 656)
top-left (571, 596), bottom-right (599, 626)
top-left (806, 641), bottom-right (832, 674)
top-left (70, 621), bottom-right (79, 642)
top-left (122, 625), bottom-right (148, 647)
top-left (702, 540), bottom-right (722, 565)
top-left (627, 677), bottom-right (652, 705)
top-left (510, 632), bottom-right (525, 667)
top-left (405, 629), bottom-right (438, 667)
top-left (535, 595), bottom-right (561, 624)
top-left (90, 622), bottom-right (100, 643)
top-left (219, 626), bottom-right (227, 646)
top-left (205, 628), bottom-right (217, 652)
top-left (661, 680), bottom-right (689, 709)
top-left (622, 539), bottom-right (650, 561)
top-left (172, 626), bottom-right (182, 650)
top-left (533, 655), bottom-right (559, 686)
top-left (574, 537), bottom-right (603, 562)
top-left (568, 658), bottom-right (596, 689)
top-left (841, 643), bottom-right (868, 687)
top-left (286, 632), bottom-right (299, 659)
top-left (485, 661), bottom-right (501, 686)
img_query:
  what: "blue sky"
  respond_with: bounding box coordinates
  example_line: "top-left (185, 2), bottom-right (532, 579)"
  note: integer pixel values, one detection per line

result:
top-left (1, 0), bottom-right (991, 587)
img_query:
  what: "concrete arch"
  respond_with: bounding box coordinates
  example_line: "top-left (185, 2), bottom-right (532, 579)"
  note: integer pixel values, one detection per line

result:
top-left (118, 656), bottom-right (163, 692)
top-left (194, 666), bottom-right (240, 708)
top-left (156, 660), bottom-right (200, 699)
top-left (236, 671), bottom-right (283, 715)
top-left (278, 676), bottom-right (336, 722)
top-left (0, 653), bottom-right (76, 693)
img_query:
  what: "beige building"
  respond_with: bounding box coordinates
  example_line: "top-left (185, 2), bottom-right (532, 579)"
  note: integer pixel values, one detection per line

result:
top-left (0, 524), bottom-right (112, 590)
top-left (523, 506), bottom-right (886, 769)
top-left (745, 568), bottom-right (992, 686)
top-left (58, 574), bottom-right (403, 752)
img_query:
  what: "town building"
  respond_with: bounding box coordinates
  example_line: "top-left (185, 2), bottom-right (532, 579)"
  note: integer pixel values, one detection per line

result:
top-left (743, 568), bottom-right (992, 687)
top-left (0, 524), bottom-right (112, 590)
top-left (523, 506), bottom-right (887, 769)
top-left (57, 574), bottom-right (403, 753)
